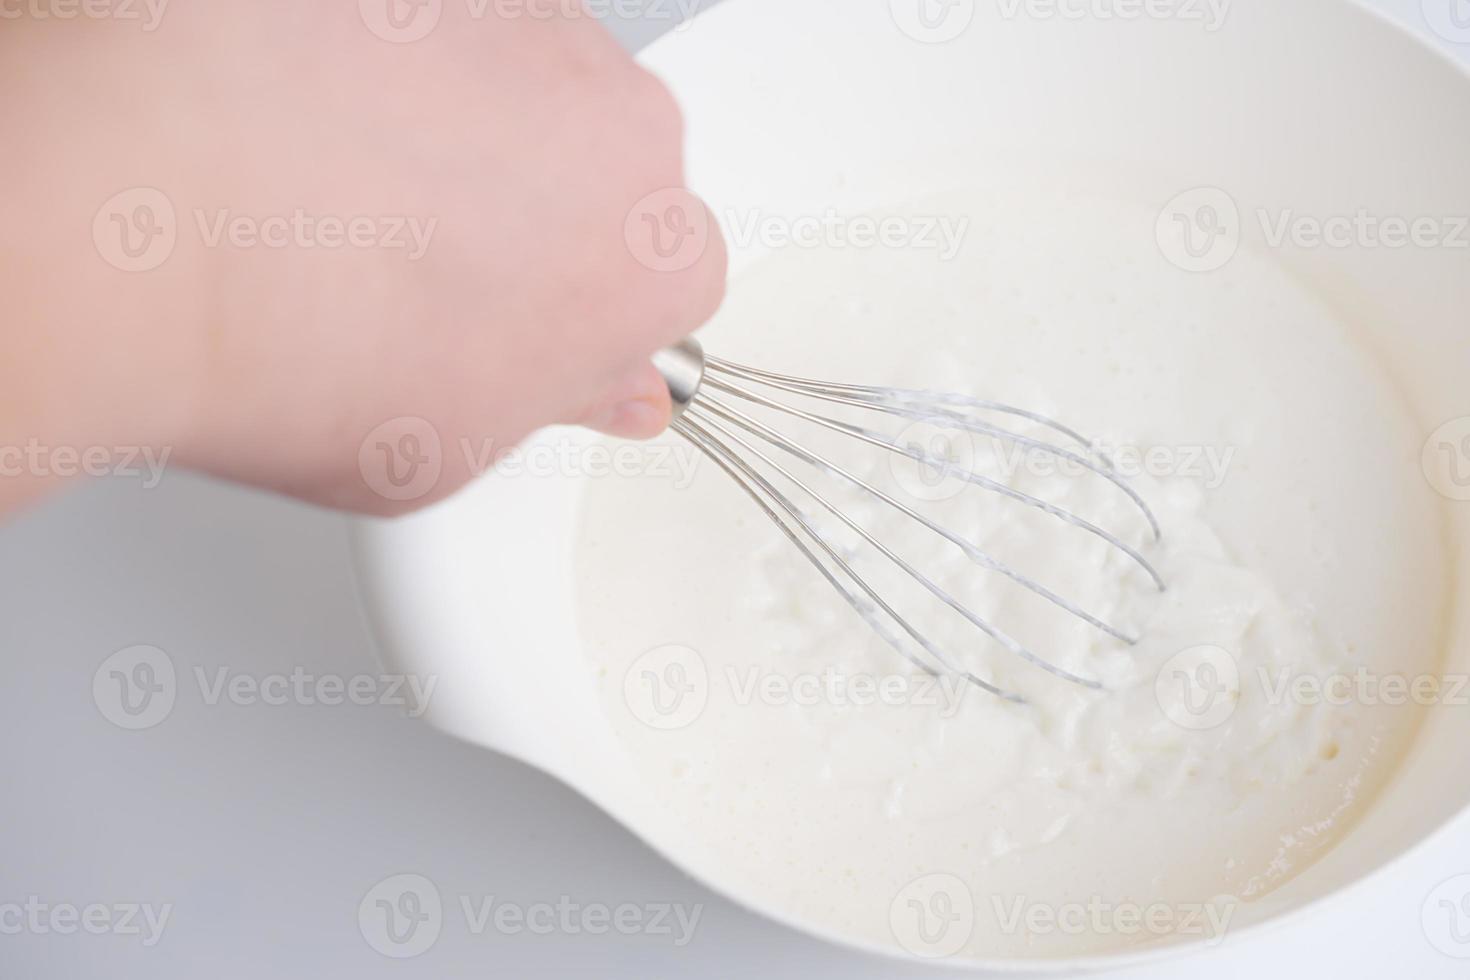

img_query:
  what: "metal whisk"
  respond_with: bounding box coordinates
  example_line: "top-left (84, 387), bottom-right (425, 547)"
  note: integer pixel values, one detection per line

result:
top-left (652, 338), bottom-right (1165, 703)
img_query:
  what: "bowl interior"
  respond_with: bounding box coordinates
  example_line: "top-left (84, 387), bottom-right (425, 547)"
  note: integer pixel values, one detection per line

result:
top-left (353, 0), bottom-right (1470, 968)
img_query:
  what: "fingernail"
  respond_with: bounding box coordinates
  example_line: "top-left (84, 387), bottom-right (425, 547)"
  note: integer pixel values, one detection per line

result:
top-left (579, 364), bottom-right (672, 439)
top-left (583, 398), bottom-right (666, 438)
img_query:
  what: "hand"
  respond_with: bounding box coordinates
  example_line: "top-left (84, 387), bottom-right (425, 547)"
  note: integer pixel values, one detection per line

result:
top-left (0, 1), bottom-right (726, 515)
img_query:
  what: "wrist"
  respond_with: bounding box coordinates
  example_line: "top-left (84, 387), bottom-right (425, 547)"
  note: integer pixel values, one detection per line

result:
top-left (0, 27), bottom-right (219, 465)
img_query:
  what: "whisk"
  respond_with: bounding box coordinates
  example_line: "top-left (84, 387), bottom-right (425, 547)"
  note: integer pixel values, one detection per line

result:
top-left (652, 338), bottom-right (1165, 702)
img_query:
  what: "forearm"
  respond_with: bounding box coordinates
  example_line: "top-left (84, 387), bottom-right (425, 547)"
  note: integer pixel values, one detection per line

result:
top-left (0, 21), bottom-right (210, 511)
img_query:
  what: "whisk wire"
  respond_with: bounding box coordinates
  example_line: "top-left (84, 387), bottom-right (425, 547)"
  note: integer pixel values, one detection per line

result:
top-left (654, 341), bottom-right (1165, 697)
top-left (672, 414), bottom-right (1023, 702)
top-left (696, 393), bottom-right (1140, 646)
top-left (703, 375), bottom-right (1166, 591)
top-left (705, 354), bottom-right (1111, 466)
top-left (705, 356), bottom-right (1162, 542)
top-left (686, 404), bottom-right (1105, 691)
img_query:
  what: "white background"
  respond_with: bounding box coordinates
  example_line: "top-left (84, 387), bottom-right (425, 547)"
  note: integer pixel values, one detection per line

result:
top-left (3, 0), bottom-right (1468, 976)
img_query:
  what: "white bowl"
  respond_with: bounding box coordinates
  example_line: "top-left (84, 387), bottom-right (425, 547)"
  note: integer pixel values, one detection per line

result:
top-left (352, 0), bottom-right (1470, 969)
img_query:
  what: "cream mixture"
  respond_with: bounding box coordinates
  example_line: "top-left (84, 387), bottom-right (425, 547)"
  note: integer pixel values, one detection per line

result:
top-left (573, 187), bottom-right (1448, 959)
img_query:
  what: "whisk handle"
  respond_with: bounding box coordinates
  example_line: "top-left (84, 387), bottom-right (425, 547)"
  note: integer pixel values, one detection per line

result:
top-left (652, 339), bottom-right (707, 420)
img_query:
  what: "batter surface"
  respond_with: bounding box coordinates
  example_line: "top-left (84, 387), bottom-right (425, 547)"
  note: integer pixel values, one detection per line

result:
top-left (573, 187), bottom-right (1448, 958)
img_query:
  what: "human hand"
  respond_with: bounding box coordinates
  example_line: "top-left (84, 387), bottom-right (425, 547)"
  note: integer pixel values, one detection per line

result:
top-left (0, 1), bottom-right (725, 515)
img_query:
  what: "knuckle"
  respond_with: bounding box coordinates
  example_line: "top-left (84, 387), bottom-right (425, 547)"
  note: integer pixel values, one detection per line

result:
top-left (621, 65), bottom-right (685, 144)
top-left (640, 235), bottom-right (728, 342)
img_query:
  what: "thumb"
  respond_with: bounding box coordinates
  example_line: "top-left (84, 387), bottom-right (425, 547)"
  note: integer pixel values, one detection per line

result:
top-left (574, 360), bottom-right (673, 439)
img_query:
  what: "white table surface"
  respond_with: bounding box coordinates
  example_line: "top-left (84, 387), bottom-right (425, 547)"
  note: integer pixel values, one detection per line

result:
top-left (4, 1), bottom-right (1468, 976)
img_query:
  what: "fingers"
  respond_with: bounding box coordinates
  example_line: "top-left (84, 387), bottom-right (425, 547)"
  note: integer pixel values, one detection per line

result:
top-left (575, 360), bottom-right (675, 439)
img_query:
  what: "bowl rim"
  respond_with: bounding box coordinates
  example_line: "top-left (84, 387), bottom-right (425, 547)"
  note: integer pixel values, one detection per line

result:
top-left (620, 0), bottom-right (1470, 969)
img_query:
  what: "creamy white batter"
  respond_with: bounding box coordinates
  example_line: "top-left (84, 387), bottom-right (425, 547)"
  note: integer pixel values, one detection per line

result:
top-left (573, 187), bottom-right (1449, 959)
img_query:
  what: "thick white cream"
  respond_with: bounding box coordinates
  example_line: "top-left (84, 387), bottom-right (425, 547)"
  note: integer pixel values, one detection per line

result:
top-left (573, 187), bottom-right (1448, 959)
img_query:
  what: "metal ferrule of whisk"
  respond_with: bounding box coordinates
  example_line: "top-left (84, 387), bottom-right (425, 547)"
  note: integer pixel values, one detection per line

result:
top-left (651, 338), bottom-right (1165, 703)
